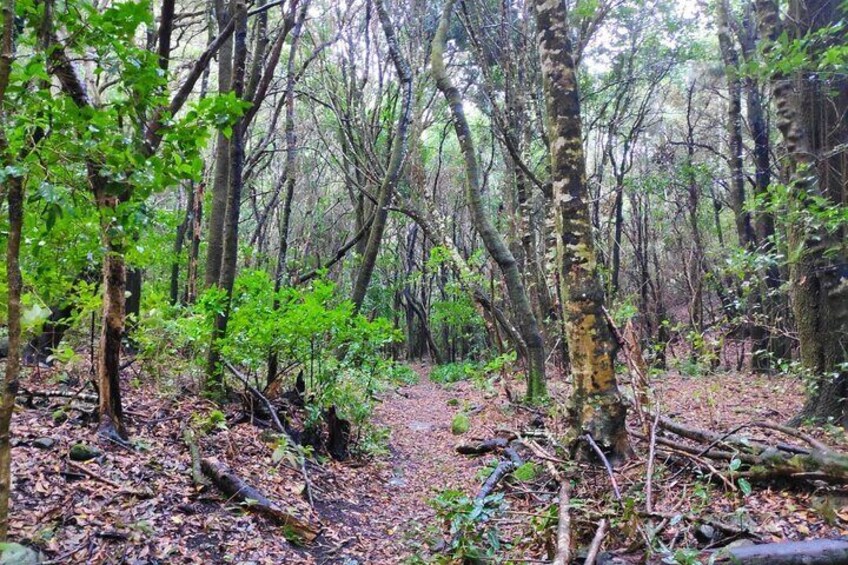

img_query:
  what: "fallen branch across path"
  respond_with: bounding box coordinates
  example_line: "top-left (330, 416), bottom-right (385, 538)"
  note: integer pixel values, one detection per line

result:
top-left (200, 457), bottom-right (319, 544)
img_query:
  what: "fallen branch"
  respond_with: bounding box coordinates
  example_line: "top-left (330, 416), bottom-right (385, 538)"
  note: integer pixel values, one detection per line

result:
top-left (223, 359), bottom-right (315, 506)
top-left (714, 538), bottom-right (848, 564)
top-left (552, 481), bottom-right (572, 565)
top-left (182, 427), bottom-right (207, 487)
top-left (654, 416), bottom-right (848, 484)
top-left (584, 434), bottom-right (622, 502)
top-left (200, 457), bottom-right (319, 544)
top-left (474, 441), bottom-right (524, 500)
top-left (584, 518), bottom-right (607, 565)
top-left (456, 437), bottom-right (509, 455)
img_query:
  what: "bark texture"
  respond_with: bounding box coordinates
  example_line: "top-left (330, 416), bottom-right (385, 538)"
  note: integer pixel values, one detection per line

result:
top-left (756, 0), bottom-right (848, 424)
top-left (530, 0), bottom-right (630, 460)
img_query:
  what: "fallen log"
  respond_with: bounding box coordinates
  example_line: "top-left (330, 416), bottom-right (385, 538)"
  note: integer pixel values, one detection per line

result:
top-left (456, 437), bottom-right (510, 455)
top-left (200, 457), bottom-right (319, 544)
top-left (714, 538), bottom-right (848, 564)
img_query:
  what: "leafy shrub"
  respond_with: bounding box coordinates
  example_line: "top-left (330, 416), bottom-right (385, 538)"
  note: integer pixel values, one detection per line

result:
top-left (429, 489), bottom-right (505, 562)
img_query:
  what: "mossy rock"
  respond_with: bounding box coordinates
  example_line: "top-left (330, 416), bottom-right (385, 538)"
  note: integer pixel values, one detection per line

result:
top-left (446, 398), bottom-right (460, 407)
top-left (69, 443), bottom-right (101, 461)
top-left (0, 542), bottom-right (41, 565)
top-left (51, 410), bottom-right (67, 425)
top-left (451, 413), bottom-right (470, 435)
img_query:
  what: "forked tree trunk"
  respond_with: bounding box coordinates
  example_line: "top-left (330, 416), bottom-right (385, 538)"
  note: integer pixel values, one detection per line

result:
top-left (350, 0), bottom-right (413, 312)
top-left (207, 0), bottom-right (247, 386)
top-left (431, 0), bottom-right (546, 400)
top-left (530, 0), bottom-right (630, 460)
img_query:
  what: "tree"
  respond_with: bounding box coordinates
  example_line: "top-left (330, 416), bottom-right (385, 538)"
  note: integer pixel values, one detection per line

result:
top-left (530, 0), bottom-right (630, 459)
top-left (756, 0), bottom-right (848, 424)
top-left (350, 0), bottom-right (413, 313)
top-left (431, 0), bottom-right (547, 400)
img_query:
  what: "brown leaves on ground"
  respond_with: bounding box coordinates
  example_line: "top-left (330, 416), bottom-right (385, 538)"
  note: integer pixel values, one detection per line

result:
top-left (8, 363), bottom-right (848, 563)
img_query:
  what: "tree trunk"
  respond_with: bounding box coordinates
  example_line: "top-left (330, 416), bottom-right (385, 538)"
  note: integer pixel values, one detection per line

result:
top-left (207, 0), bottom-right (247, 386)
top-left (530, 0), bottom-right (630, 460)
top-left (204, 0), bottom-right (234, 288)
top-left (95, 192), bottom-right (128, 440)
top-left (756, 0), bottom-right (848, 424)
top-left (267, 0), bottom-right (308, 386)
top-left (431, 0), bottom-right (546, 401)
top-left (0, 174), bottom-right (22, 540)
top-left (350, 0), bottom-right (413, 313)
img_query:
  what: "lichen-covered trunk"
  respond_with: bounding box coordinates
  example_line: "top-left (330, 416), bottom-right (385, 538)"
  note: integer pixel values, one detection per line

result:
top-left (432, 0), bottom-right (546, 400)
top-left (756, 0), bottom-right (848, 424)
top-left (350, 0), bottom-right (412, 312)
top-left (530, 0), bottom-right (630, 460)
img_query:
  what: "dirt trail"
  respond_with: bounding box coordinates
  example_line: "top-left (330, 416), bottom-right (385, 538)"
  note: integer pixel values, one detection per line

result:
top-left (312, 364), bottom-right (512, 563)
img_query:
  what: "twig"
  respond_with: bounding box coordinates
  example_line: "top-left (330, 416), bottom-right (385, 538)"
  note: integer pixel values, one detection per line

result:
top-left (552, 480), bottom-right (572, 565)
top-left (584, 519), bottom-right (608, 565)
top-left (646, 411), bottom-right (660, 513)
top-left (583, 434), bottom-right (622, 502)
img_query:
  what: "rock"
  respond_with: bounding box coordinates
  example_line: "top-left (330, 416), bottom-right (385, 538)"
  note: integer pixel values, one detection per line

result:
top-left (695, 523), bottom-right (717, 542)
top-left (69, 443), bottom-right (101, 461)
top-left (51, 409), bottom-right (67, 424)
top-left (31, 437), bottom-right (55, 450)
top-left (0, 542), bottom-right (41, 565)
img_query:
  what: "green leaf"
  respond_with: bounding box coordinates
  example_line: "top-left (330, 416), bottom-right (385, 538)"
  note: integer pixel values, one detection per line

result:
top-left (513, 462), bottom-right (537, 482)
top-left (738, 478), bottom-right (752, 496)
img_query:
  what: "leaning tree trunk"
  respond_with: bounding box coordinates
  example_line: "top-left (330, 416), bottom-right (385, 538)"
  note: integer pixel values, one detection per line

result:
top-left (756, 0), bottom-right (848, 424)
top-left (530, 0), bottom-right (630, 460)
top-left (431, 0), bottom-right (546, 400)
top-left (350, 0), bottom-right (413, 312)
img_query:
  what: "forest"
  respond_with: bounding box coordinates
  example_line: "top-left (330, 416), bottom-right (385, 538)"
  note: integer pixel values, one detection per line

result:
top-left (0, 0), bottom-right (846, 562)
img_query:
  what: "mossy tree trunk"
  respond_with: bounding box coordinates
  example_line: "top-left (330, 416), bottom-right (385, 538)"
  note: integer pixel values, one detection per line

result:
top-left (0, 0), bottom-right (18, 538)
top-left (431, 0), bottom-right (546, 401)
top-left (530, 0), bottom-right (630, 460)
top-left (756, 0), bottom-right (848, 424)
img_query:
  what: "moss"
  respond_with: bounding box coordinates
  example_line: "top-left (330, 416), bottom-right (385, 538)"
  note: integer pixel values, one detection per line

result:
top-left (451, 413), bottom-right (470, 435)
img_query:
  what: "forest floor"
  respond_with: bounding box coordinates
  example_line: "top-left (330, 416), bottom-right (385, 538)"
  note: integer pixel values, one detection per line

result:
top-left (8, 361), bottom-right (848, 563)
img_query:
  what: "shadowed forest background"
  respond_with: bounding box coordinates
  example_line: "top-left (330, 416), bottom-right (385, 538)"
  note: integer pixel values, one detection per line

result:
top-left (0, 0), bottom-right (846, 562)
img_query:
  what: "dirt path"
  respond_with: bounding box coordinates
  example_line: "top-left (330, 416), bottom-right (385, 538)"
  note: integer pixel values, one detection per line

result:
top-left (312, 364), bottom-right (513, 563)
